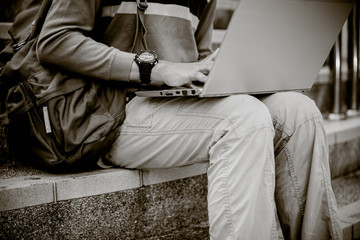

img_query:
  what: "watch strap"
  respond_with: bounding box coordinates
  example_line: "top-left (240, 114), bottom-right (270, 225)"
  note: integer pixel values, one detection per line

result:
top-left (138, 63), bottom-right (152, 85)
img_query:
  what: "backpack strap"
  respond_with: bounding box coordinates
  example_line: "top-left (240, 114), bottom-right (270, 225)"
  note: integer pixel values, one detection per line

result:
top-left (131, 0), bottom-right (149, 52)
top-left (11, 0), bottom-right (53, 53)
top-left (29, 0), bottom-right (53, 39)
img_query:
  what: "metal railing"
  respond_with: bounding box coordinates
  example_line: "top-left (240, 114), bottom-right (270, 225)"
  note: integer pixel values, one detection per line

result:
top-left (329, 1), bottom-right (360, 120)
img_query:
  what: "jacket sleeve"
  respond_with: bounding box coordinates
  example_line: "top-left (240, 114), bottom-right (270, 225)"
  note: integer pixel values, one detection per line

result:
top-left (195, 0), bottom-right (216, 60)
top-left (37, 0), bottom-right (134, 82)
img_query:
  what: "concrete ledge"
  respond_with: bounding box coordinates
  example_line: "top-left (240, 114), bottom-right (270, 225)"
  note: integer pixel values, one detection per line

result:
top-left (332, 168), bottom-right (360, 240)
top-left (0, 175), bottom-right (210, 240)
top-left (339, 201), bottom-right (360, 240)
top-left (0, 168), bottom-right (142, 211)
top-left (342, 221), bottom-right (354, 240)
top-left (0, 163), bottom-right (209, 212)
top-left (324, 116), bottom-right (360, 145)
top-left (326, 117), bottom-right (360, 178)
top-left (0, 117), bottom-right (359, 213)
top-left (0, 176), bottom-right (54, 212)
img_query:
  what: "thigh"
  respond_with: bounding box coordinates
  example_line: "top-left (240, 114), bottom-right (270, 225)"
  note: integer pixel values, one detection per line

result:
top-left (106, 95), bottom-right (271, 169)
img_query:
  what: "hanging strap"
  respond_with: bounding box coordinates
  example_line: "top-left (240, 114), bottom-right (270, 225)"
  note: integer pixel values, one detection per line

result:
top-left (131, 0), bottom-right (148, 52)
top-left (11, 0), bottom-right (53, 53)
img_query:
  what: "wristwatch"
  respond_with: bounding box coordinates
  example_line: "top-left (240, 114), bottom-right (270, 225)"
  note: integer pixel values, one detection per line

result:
top-left (134, 50), bottom-right (158, 86)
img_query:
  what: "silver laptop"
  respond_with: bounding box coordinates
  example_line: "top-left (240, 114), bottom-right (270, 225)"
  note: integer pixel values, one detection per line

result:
top-left (136, 0), bottom-right (353, 98)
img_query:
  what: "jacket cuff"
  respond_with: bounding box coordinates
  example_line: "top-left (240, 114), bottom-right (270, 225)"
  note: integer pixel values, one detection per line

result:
top-left (109, 50), bottom-right (135, 81)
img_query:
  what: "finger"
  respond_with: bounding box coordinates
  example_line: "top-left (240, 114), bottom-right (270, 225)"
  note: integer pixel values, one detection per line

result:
top-left (201, 48), bottom-right (220, 62)
top-left (211, 48), bottom-right (220, 60)
top-left (199, 61), bottom-right (214, 75)
top-left (193, 72), bottom-right (207, 82)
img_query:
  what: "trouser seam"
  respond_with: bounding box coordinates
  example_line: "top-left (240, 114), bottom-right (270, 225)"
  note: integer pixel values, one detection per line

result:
top-left (284, 146), bottom-right (305, 216)
top-left (315, 118), bottom-right (340, 239)
top-left (121, 123), bottom-right (273, 139)
top-left (319, 155), bottom-right (338, 239)
top-left (218, 144), bottom-right (236, 240)
top-left (265, 131), bottom-right (278, 239)
top-left (120, 129), bottom-right (214, 135)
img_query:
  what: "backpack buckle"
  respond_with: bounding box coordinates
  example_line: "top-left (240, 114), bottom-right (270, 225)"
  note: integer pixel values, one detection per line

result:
top-left (12, 40), bottom-right (27, 53)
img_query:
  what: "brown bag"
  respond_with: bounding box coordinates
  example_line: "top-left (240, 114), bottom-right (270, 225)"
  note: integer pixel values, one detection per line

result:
top-left (0, 0), bottom-right (126, 172)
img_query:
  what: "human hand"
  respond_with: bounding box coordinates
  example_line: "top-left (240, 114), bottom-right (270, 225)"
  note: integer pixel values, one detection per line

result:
top-left (151, 48), bottom-right (220, 87)
top-left (151, 61), bottom-right (212, 87)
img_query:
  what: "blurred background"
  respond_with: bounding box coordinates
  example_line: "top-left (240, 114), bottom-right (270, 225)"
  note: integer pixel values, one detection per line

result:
top-left (0, 0), bottom-right (359, 239)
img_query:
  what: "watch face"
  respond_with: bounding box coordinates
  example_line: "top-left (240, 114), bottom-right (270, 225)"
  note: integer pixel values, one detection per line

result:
top-left (138, 51), bottom-right (156, 62)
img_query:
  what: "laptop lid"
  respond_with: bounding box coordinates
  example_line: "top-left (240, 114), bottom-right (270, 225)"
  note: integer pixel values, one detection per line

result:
top-left (199, 0), bottom-right (353, 97)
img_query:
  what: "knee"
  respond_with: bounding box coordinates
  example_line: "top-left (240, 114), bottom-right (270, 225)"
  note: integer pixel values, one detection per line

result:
top-left (222, 95), bottom-right (274, 134)
top-left (262, 92), bottom-right (323, 137)
top-left (285, 92), bottom-right (320, 115)
top-left (264, 92), bottom-right (322, 122)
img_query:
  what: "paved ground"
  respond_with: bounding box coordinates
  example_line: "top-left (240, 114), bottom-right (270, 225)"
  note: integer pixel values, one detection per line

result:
top-left (332, 168), bottom-right (360, 240)
top-left (332, 168), bottom-right (360, 208)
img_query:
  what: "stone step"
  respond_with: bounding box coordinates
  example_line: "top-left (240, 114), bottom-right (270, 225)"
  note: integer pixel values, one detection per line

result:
top-left (0, 173), bottom-right (210, 239)
top-left (326, 117), bottom-right (360, 178)
top-left (0, 117), bottom-right (359, 239)
top-left (0, 168), bottom-right (359, 239)
top-left (332, 169), bottom-right (360, 240)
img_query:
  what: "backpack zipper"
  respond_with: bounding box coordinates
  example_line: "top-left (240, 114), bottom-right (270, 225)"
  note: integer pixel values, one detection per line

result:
top-left (42, 104), bottom-right (52, 133)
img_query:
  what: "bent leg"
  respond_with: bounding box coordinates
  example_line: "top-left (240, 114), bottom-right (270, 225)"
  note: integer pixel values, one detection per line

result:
top-left (261, 92), bottom-right (342, 240)
top-left (106, 95), bottom-right (278, 239)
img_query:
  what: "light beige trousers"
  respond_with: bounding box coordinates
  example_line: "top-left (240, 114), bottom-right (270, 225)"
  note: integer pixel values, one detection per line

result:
top-left (106, 92), bottom-right (342, 240)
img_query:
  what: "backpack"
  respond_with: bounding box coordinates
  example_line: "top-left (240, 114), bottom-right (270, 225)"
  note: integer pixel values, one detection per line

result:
top-left (0, 0), bottom-right (126, 172)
